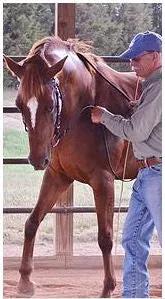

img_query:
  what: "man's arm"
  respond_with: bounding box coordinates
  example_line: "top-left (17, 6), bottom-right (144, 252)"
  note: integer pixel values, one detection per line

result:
top-left (91, 83), bottom-right (161, 142)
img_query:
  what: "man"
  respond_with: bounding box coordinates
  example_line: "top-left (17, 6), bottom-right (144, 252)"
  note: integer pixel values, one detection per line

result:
top-left (91, 31), bottom-right (162, 298)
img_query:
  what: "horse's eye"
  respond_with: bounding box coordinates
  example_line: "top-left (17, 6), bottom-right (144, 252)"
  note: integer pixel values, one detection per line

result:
top-left (46, 105), bottom-right (54, 113)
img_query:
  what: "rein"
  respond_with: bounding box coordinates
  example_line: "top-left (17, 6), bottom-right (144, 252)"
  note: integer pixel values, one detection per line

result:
top-left (77, 52), bottom-right (134, 102)
top-left (77, 53), bottom-right (140, 182)
top-left (75, 54), bottom-right (140, 254)
top-left (100, 75), bottom-right (139, 182)
top-left (114, 76), bottom-right (140, 254)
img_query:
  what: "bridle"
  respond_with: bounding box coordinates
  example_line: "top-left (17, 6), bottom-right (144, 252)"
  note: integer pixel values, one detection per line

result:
top-left (20, 77), bottom-right (63, 146)
top-left (47, 78), bottom-right (63, 147)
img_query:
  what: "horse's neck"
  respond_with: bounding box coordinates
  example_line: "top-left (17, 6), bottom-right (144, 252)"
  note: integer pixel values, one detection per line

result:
top-left (56, 57), bottom-right (95, 125)
top-left (94, 73), bottom-right (132, 117)
top-left (44, 51), bottom-right (82, 121)
top-left (47, 50), bottom-right (132, 123)
top-left (60, 73), bottom-right (95, 128)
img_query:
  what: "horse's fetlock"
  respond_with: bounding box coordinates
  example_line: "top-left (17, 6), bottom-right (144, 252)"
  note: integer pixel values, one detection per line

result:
top-left (19, 266), bottom-right (33, 277)
top-left (98, 233), bottom-right (113, 254)
top-left (104, 277), bottom-right (116, 291)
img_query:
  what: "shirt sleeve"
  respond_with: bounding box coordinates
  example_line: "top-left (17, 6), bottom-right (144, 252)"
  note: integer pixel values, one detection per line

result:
top-left (100, 82), bottom-right (162, 142)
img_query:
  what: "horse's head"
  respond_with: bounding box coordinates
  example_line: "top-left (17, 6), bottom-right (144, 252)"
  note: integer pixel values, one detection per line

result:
top-left (4, 54), bottom-right (67, 170)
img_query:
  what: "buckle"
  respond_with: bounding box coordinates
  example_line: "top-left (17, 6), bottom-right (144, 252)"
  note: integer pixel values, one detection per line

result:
top-left (143, 159), bottom-right (148, 167)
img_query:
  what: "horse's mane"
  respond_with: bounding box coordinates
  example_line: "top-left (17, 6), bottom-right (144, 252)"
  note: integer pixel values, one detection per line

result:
top-left (20, 36), bottom-right (104, 102)
top-left (27, 35), bottom-right (103, 62)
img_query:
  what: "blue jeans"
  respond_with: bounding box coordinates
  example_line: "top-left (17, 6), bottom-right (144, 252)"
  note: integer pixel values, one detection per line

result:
top-left (122, 164), bottom-right (162, 298)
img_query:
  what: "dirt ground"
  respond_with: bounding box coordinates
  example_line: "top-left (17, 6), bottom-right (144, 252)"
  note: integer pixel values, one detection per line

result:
top-left (4, 266), bottom-right (162, 298)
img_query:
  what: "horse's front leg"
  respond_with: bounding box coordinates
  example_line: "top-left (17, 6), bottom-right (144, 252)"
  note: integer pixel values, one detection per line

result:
top-left (17, 166), bottom-right (73, 297)
top-left (92, 174), bottom-right (116, 298)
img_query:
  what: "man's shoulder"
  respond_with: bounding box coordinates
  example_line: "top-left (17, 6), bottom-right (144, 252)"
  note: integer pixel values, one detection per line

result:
top-left (138, 78), bottom-right (161, 108)
top-left (143, 74), bottom-right (161, 94)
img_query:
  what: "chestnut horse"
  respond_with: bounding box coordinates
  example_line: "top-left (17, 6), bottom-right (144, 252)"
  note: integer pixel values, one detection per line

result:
top-left (4, 36), bottom-right (141, 298)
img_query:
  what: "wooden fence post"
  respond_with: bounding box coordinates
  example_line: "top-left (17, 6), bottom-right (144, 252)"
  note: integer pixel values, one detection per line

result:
top-left (54, 3), bottom-right (75, 260)
top-left (55, 3), bottom-right (75, 39)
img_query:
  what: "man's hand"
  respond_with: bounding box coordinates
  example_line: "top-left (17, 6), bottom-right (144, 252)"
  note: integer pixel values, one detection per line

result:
top-left (91, 106), bottom-right (107, 123)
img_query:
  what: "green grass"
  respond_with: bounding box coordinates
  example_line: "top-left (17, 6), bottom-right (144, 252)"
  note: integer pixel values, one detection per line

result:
top-left (3, 127), bottom-right (44, 206)
top-left (4, 129), bottom-right (29, 157)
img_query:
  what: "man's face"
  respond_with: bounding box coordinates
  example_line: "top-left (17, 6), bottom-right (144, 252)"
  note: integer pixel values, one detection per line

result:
top-left (130, 52), bottom-right (160, 78)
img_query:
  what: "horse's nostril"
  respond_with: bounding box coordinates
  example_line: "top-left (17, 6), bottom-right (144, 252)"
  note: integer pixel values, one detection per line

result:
top-left (44, 158), bottom-right (49, 167)
top-left (28, 155), bottom-right (50, 170)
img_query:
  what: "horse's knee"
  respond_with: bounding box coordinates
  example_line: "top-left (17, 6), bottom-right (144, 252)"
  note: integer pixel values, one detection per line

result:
top-left (25, 218), bottom-right (39, 240)
top-left (98, 232), bottom-right (113, 254)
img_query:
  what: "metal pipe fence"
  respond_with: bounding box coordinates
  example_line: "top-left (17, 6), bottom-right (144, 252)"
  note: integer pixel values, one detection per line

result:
top-left (3, 207), bottom-right (128, 214)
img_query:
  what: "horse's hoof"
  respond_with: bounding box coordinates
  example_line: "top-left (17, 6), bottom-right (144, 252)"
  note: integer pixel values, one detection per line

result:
top-left (16, 278), bottom-right (36, 298)
top-left (100, 287), bottom-right (111, 298)
top-left (100, 291), bottom-right (111, 298)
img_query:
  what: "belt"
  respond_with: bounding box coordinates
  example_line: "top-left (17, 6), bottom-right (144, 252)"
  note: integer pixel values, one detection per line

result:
top-left (136, 157), bottom-right (162, 169)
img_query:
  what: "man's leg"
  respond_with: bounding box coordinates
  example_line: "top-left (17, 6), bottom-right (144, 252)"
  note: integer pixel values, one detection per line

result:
top-left (142, 164), bottom-right (162, 246)
top-left (122, 170), bottom-right (155, 298)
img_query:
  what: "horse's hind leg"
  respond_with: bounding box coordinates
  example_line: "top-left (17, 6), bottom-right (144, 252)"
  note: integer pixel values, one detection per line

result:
top-left (17, 166), bottom-right (73, 297)
top-left (92, 174), bottom-right (116, 298)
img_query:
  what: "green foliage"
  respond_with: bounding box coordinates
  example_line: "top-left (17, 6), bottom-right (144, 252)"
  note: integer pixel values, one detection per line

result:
top-left (116, 4), bottom-right (154, 51)
top-left (76, 3), bottom-right (123, 55)
top-left (76, 3), bottom-right (161, 56)
top-left (3, 3), bottom-right (54, 87)
top-left (151, 3), bottom-right (162, 35)
top-left (3, 3), bottom-right (54, 55)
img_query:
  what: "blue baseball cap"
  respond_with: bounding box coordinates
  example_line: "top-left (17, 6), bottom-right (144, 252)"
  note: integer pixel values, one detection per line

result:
top-left (119, 31), bottom-right (162, 60)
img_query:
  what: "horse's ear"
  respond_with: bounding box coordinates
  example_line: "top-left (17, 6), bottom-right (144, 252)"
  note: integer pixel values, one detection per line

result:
top-left (3, 54), bottom-right (23, 78)
top-left (46, 56), bottom-right (68, 80)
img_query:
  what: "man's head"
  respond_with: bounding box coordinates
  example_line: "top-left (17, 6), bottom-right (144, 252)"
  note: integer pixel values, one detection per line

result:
top-left (120, 31), bottom-right (162, 78)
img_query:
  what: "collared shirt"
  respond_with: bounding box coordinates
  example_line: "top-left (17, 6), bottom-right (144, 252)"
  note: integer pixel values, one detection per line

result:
top-left (100, 67), bottom-right (162, 159)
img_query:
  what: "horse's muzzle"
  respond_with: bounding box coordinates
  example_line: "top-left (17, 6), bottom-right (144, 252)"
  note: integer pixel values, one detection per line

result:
top-left (28, 154), bottom-right (50, 170)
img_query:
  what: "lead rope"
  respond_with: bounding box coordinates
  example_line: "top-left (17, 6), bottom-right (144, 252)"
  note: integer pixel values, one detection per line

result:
top-left (114, 76), bottom-right (140, 255)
